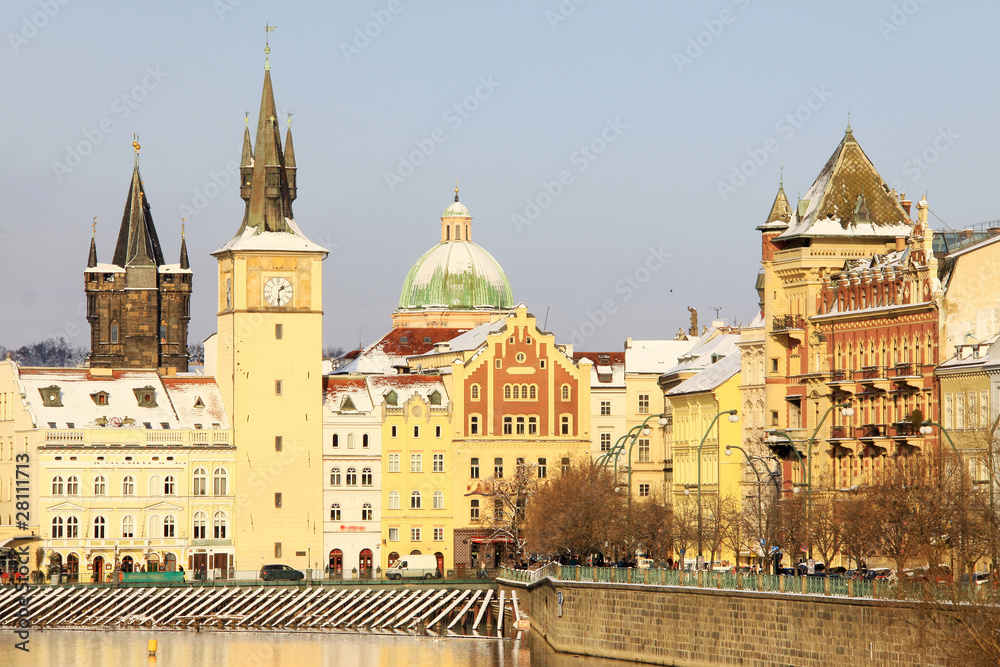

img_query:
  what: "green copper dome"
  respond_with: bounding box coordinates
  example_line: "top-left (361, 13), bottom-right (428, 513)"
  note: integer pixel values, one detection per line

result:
top-left (397, 241), bottom-right (513, 311)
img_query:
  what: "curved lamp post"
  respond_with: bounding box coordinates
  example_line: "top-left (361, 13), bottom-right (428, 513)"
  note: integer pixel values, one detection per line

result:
top-left (918, 420), bottom-right (959, 454)
top-left (726, 444), bottom-right (781, 572)
top-left (696, 409), bottom-right (739, 560)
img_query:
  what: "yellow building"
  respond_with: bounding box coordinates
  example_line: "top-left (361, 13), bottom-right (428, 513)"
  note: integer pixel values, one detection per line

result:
top-left (0, 362), bottom-right (234, 581)
top-left (211, 57), bottom-right (328, 572)
top-left (377, 376), bottom-right (454, 573)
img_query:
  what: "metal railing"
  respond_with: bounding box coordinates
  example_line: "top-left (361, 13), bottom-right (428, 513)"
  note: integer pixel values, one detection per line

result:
top-left (497, 565), bottom-right (997, 602)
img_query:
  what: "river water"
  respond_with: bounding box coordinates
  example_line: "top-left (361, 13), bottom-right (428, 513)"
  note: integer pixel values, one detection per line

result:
top-left (1, 629), bottom-right (636, 667)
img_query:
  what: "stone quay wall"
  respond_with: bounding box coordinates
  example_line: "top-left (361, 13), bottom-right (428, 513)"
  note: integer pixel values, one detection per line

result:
top-left (500, 576), bottom-right (952, 667)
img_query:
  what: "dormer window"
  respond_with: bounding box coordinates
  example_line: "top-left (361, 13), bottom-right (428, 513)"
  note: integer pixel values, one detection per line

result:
top-left (428, 390), bottom-right (442, 406)
top-left (91, 391), bottom-right (110, 406)
top-left (134, 386), bottom-right (157, 408)
top-left (160, 422), bottom-right (170, 429)
top-left (399, 336), bottom-right (409, 344)
top-left (193, 397), bottom-right (205, 409)
top-left (385, 390), bottom-right (398, 406)
top-left (423, 336), bottom-right (432, 343)
top-left (341, 396), bottom-right (357, 412)
top-left (39, 386), bottom-right (63, 407)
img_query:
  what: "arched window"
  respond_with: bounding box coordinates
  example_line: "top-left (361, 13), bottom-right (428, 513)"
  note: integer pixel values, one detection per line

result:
top-left (213, 468), bottom-right (228, 496)
top-left (148, 515), bottom-right (160, 539)
top-left (362, 503), bottom-right (373, 521)
top-left (446, 225), bottom-right (450, 240)
top-left (163, 515), bottom-right (176, 538)
top-left (52, 476), bottom-right (64, 495)
top-left (411, 490), bottom-right (421, 509)
top-left (513, 385), bottom-right (520, 400)
top-left (516, 416), bottom-right (525, 434)
top-left (504, 385), bottom-right (511, 400)
top-left (561, 384), bottom-right (571, 400)
top-left (470, 415), bottom-right (480, 435)
top-left (503, 416), bottom-right (512, 435)
top-left (164, 476), bottom-right (175, 495)
top-left (149, 475), bottom-right (162, 496)
top-left (528, 416), bottom-right (538, 435)
top-left (330, 467), bottom-right (341, 485)
top-left (51, 516), bottom-right (64, 538)
top-left (561, 415), bottom-right (571, 435)
top-left (93, 516), bottom-right (106, 539)
top-left (66, 516), bottom-right (79, 538)
top-left (65, 476), bottom-right (79, 495)
top-left (361, 467), bottom-right (373, 486)
top-left (433, 490), bottom-right (444, 509)
top-left (193, 468), bottom-right (207, 496)
top-left (122, 475), bottom-right (135, 496)
top-left (94, 475), bottom-right (107, 495)
top-left (122, 515), bottom-right (135, 538)
top-left (213, 511), bottom-right (227, 539)
top-left (388, 490), bottom-right (399, 509)
top-left (362, 434), bottom-right (369, 448)
top-left (333, 433), bottom-right (339, 448)
top-left (470, 384), bottom-right (480, 400)
top-left (346, 467), bottom-right (357, 486)
top-left (348, 433), bottom-right (355, 448)
top-left (455, 225), bottom-right (461, 240)
top-left (529, 385), bottom-right (537, 400)
top-left (192, 512), bottom-right (206, 539)
top-left (330, 503), bottom-right (341, 521)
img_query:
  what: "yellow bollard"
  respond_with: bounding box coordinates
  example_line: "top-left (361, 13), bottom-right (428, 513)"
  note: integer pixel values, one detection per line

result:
top-left (147, 639), bottom-right (157, 656)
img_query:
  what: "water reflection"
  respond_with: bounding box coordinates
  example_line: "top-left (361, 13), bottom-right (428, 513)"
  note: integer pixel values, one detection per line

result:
top-left (1, 630), bottom-right (636, 667)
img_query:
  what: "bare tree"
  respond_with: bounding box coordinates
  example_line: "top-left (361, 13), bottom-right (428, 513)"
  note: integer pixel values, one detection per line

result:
top-left (807, 491), bottom-right (845, 570)
top-left (482, 459), bottom-right (539, 562)
top-left (631, 495), bottom-right (674, 562)
top-left (775, 493), bottom-right (807, 571)
top-left (702, 493), bottom-right (739, 568)
top-left (838, 488), bottom-right (880, 572)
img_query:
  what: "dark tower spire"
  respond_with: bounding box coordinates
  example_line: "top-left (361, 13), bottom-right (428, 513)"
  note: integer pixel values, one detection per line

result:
top-left (113, 139), bottom-right (165, 268)
top-left (88, 217), bottom-right (98, 268)
top-left (179, 221), bottom-right (190, 270)
top-left (284, 114), bottom-right (297, 202)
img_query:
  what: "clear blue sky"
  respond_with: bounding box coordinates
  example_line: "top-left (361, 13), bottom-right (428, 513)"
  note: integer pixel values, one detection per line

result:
top-left (2, 0), bottom-right (999, 352)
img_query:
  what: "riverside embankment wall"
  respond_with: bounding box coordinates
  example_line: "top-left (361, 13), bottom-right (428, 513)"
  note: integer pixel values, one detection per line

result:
top-left (500, 577), bottom-right (951, 667)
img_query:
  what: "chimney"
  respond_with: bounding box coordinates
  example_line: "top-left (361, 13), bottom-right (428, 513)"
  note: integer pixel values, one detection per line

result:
top-left (895, 237), bottom-right (905, 252)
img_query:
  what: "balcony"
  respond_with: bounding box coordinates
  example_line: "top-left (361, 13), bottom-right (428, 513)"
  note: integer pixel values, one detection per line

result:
top-left (828, 425), bottom-right (851, 440)
top-left (891, 422), bottom-right (920, 439)
top-left (826, 369), bottom-right (855, 392)
top-left (889, 363), bottom-right (923, 390)
top-left (854, 366), bottom-right (890, 392)
top-left (858, 424), bottom-right (888, 440)
top-left (771, 315), bottom-right (807, 344)
top-left (42, 428), bottom-right (233, 448)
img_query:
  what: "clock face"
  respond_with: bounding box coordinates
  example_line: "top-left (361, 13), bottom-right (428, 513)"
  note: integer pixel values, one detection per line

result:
top-left (264, 276), bottom-right (293, 306)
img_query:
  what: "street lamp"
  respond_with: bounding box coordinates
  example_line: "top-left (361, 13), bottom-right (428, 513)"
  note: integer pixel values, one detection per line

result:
top-left (725, 444), bottom-right (782, 572)
top-left (918, 420), bottom-right (959, 454)
top-left (626, 414), bottom-right (669, 512)
top-left (696, 409), bottom-right (739, 561)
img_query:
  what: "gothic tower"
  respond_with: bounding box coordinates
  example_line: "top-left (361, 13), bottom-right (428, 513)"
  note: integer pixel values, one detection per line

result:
top-left (213, 46), bottom-right (328, 570)
top-left (85, 145), bottom-right (191, 371)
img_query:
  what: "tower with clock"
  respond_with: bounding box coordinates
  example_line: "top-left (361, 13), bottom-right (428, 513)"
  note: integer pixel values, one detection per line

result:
top-left (212, 41), bottom-right (328, 571)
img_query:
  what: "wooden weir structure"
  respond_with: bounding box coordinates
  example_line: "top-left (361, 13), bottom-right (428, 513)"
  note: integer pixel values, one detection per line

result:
top-left (0, 583), bottom-right (520, 635)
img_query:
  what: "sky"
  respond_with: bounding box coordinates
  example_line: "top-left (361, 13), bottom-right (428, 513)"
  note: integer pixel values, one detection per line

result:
top-left (2, 0), bottom-right (1000, 354)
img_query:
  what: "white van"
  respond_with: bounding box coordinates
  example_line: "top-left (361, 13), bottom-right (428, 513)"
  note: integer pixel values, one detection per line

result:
top-left (386, 554), bottom-right (440, 580)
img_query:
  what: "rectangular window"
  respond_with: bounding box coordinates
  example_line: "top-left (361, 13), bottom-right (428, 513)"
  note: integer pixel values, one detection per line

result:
top-left (537, 458), bottom-right (547, 478)
top-left (435, 425), bottom-right (442, 438)
top-left (470, 457), bottom-right (480, 478)
top-left (275, 380), bottom-right (282, 396)
top-left (413, 425), bottom-right (420, 438)
top-left (159, 325), bottom-right (167, 343)
top-left (434, 528), bottom-right (444, 542)
top-left (110, 324), bottom-right (119, 344)
top-left (389, 528), bottom-right (399, 542)
top-left (411, 453), bottom-right (422, 473)
top-left (433, 493), bottom-right (443, 509)
top-left (638, 394), bottom-right (649, 414)
top-left (495, 359), bottom-right (502, 369)
top-left (275, 436), bottom-right (282, 451)
top-left (600, 433), bottom-right (612, 451)
top-left (388, 453), bottom-right (400, 472)
top-left (770, 411), bottom-right (779, 427)
top-left (540, 359), bottom-right (546, 369)
top-left (494, 499), bottom-right (504, 520)
top-left (944, 393), bottom-right (954, 430)
top-left (391, 425), bottom-right (398, 438)
top-left (516, 417), bottom-right (525, 435)
top-left (561, 457), bottom-right (570, 474)
top-left (956, 393), bottom-right (966, 430)
top-left (600, 401), bottom-right (611, 416)
top-left (771, 358), bottom-right (779, 373)
top-left (503, 417), bottom-right (512, 435)
top-left (638, 483), bottom-right (650, 497)
top-left (411, 527), bottom-right (421, 542)
top-left (637, 439), bottom-right (650, 463)
top-left (274, 543), bottom-right (282, 558)
top-left (275, 323), bottom-right (283, 340)
top-left (470, 500), bottom-right (480, 521)
top-left (789, 400), bottom-right (802, 430)
top-left (433, 453), bottom-right (444, 473)
top-left (528, 416), bottom-right (537, 435)
top-left (470, 416), bottom-right (479, 435)
top-left (494, 457), bottom-right (503, 478)
top-left (274, 492), bottom-right (282, 508)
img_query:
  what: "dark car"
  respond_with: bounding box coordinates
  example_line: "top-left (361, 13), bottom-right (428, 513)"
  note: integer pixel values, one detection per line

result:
top-left (260, 564), bottom-right (304, 581)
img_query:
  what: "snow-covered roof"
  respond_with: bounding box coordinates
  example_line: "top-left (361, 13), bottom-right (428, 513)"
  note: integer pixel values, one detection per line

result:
top-left (323, 376), bottom-right (374, 413)
top-left (667, 352), bottom-right (740, 395)
top-left (660, 330), bottom-right (740, 379)
top-left (625, 339), bottom-right (698, 374)
top-left (159, 263), bottom-right (192, 274)
top-left (15, 367), bottom-right (228, 430)
top-left (84, 262), bottom-right (125, 273)
top-left (213, 220), bottom-right (328, 254)
top-left (334, 327), bottom-right (469, 375)
top-left (415, 319), bottom-right (506, 357)
top-left (367, 375), bottom-right (449, 406)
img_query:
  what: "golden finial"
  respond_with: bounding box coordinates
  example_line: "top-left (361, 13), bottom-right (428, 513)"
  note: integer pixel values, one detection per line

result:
top-left (244, 111), bottom-right (249, 127)
top-left (264, 23), bottom-right (277, 70)
top-left (132, 133), bottom-right (141, 154)
top-left (269, 114), bottom-right (275, 125)
top-left (454, 179), bottom-right (460, 202)
top-left (286, 112), bottom-right (293, 128)
top-left (92, 216), bottom-right (98, 237)
top-left (181, 218), bottom-right (186, 239)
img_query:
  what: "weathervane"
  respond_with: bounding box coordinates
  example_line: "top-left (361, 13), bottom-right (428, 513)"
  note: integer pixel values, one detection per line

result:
top-left (286, 111), bottom-right (293, 128)
top-left (264, 23), bottom-right (277, 70)
top-left (132, 133), bottom-right (141, 154)
top-left (92, 216), bottom-right (98, 237)
top-left (181, 217), bottom-right (187, 239)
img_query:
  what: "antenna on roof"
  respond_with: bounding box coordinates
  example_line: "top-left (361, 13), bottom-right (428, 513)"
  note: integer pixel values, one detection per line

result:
top-left (711, 306), bottom-right (723, 319)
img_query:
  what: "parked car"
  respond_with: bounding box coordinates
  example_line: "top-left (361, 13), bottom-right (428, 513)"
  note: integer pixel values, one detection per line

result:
top-left (260, 564), bottom-right (304, 581)
top-left (636, 558), bottom-right (655, 570)
top-left (386, 554), bottom-right (440, 580)
top-left (959, 572), bottom-right (990, 586)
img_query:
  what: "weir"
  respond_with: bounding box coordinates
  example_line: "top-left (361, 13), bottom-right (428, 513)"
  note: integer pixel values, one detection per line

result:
top-left (0, 581), bottom-right (507, 634)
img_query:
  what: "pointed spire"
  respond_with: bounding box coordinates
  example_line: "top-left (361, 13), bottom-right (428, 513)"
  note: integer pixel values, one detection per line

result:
top-left (844, 110), bottom-right (855, 143)
top-left (179, 219), bottom-right (189, 270)
top-left (241, 116), bottom-right (253, 167)
top-left (88, 217), bottom-right (98, 268)
top-left (763, 181), bottom-right (792, 227)
top-left (113, 139), bottom-right (165, 268)
top-left (284, 114), bottom-right (296, 169)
